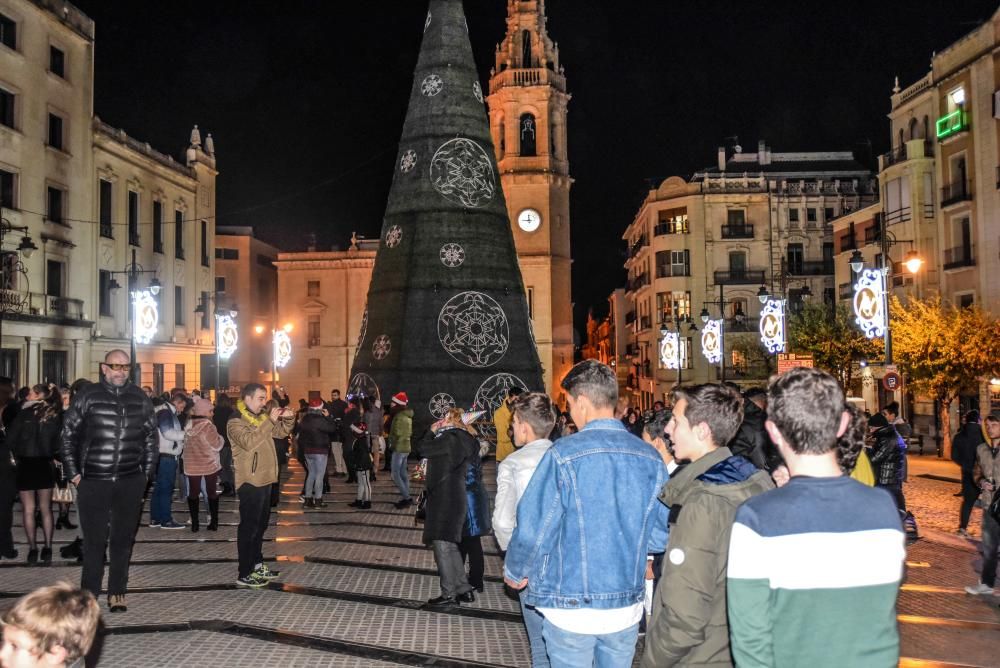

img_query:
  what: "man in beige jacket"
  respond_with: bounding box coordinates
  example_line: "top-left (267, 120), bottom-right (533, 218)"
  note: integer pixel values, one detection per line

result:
top-left (228, 383), bottom-right (294, 588)
top-left (967, 415), bottom-right (1000, 596)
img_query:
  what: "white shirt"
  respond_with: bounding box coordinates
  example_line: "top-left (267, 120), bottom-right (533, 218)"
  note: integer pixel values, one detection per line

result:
top-left (537, 603), bottom-right (644, 635)
top-left (493, 438), bottom-right (552, 550)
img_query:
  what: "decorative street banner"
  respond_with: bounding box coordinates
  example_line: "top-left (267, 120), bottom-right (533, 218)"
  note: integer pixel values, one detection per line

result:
top-left (132, 289), bottom-right (158, 345)
top-left (701, 319), bottom-right (723, 364)
top-left (759, 298), bottom-right (786, 354)
top-left (273, 330), bottom-right (292, 368)
top-left (853, 268), bottom-right (886, 338)
top-left (217, 314), bottom-right (238, 360)
top-left (661, 331), bottom-right (680, 370)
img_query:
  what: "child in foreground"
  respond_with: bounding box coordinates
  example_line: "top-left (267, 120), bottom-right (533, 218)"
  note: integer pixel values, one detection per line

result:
top-left (0, 582), bottom-right (100, 668)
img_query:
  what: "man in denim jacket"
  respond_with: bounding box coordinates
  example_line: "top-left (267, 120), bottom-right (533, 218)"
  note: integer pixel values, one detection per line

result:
top-left (505, 360), bottom-right (669, 667)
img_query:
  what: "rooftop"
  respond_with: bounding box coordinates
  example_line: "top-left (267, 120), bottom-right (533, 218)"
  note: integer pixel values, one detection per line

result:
top-left (29, 0), bottom-right (94, 41)
top-left (93, 118), bottom-right (197, 179)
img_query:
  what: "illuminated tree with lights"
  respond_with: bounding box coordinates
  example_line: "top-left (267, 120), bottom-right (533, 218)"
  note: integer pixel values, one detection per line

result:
top-left (789, 303), bottom-right (881, 390)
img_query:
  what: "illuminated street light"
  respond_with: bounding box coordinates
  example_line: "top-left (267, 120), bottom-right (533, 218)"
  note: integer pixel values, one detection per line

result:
top-left (903, 250), bottom-right (923, 275)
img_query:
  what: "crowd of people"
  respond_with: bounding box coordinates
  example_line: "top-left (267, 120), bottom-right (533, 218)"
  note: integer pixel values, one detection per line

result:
top-left (2, 351), bottom-right (999, 666)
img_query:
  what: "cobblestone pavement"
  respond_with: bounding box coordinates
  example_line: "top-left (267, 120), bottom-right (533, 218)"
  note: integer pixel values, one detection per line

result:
top-left (0, 456), bottom-right (997, 666)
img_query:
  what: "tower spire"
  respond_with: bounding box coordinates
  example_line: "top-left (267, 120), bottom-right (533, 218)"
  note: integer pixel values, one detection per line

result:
top-left (496, 0), bottom-right (560, 72)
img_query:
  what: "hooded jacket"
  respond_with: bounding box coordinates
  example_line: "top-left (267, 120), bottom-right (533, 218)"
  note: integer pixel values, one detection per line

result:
top-left (642, 446), bottom-right (774, 668)
top-left (727, 399), bottom-right (772, 471)
top-left (869, 425), bottom-right (904, 488)
top-left (952, 421), bottom-right (985, 472)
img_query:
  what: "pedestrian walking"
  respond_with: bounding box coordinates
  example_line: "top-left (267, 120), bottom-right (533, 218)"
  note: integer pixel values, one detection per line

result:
top-left (966, 415), bottom-right (1000, 596)
top-left (388, 392), bottom-right (414, 508)
top-left (150, 391), bottom-right (187, 530)
top-left (868, 413), bottom-right (906, 512)
top-left (727, 368), bottom-right (904, 668)
top-left (183, 398), bottom-right (224, 532)
top-left (953, 410), bottom-right (985, 536)
top-left (506, 361), bottom-right (669, 667)
top-left (298, 399), bottom-right (339, 508)
top-left (60, 349), bottom-right (157, 612)
top-left (228, 383), bottom-right (294, 588)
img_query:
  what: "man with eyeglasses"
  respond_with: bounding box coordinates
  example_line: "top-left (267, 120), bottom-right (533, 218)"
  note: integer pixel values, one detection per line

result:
top-left (61, 349), bottom-right (157, 613)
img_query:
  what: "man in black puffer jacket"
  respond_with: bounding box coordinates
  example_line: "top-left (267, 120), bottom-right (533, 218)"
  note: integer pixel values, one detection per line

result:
top-left (728, 388), bottom-right (778, 471)
top-left (61, 349), bottom-right (157, 612)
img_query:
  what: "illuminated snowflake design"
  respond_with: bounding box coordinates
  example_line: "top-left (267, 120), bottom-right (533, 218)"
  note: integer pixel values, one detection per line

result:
top-left (349, 373), bottom-right (380, 402)
top-left (473, 81), bottom-right (483, 104)
top-left (430, 138), bottom-right (497, 208)
top-left (372, 335), bottom-right (392, 360)
top-left (421, 74), bottom-right (444, 97)
top-left (385, 225), bottom-right (402, 248)
top-left (440, 243), bottom-right (465, 268)
top-left (424, 11), bottom-right (432, 31)
top-left (400, 150), bottom-right (418, 173)
top-left (429, 393), bottom-right (457, 420)
top-left (355, 306), bottom-right (368, 355)
top-left (474, 373), bottom-right (529, 419)
top-left (438, 291), bottom-right (509, 367)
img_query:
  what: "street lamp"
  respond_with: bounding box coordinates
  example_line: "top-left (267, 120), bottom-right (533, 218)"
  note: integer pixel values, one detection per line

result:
top-left (108, 248), bottom-right (161, 383)
top-left (195, 293), bottom-right (239, 395)
top-left (660, 309), bottom-right (698, 387)
top-left (0, 211), bottom-right (40, 317)
top-left (255, 321), bottom-right (293, 396)
top-left (701, 284), bottom-right (748, 382)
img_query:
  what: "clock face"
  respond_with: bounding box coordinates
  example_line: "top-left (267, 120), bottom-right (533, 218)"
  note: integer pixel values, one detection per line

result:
top-left (518, 208), bottom-right (542, 232)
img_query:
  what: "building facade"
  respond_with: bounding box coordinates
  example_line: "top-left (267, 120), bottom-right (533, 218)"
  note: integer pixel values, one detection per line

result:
top-left (1, 0), bottom-right (218, 389)
top-left (273, 240), bottom-right (376, 403)
top-left (623, 142), bottom-right (876, 409)
top-left (486, 0), bottom-right (574, 395)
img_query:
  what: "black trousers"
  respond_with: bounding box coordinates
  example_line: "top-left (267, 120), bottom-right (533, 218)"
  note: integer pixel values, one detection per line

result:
top-left (237, 483), bottom-right (272, 578)
top-left (77, 474), bottom-right (146, 598)
top-left (0, 465), bottom-right (15, 555)
top-left (960, 468), bottom-right (979, 530)
top-left (459, 534), bottom-right (484, 589)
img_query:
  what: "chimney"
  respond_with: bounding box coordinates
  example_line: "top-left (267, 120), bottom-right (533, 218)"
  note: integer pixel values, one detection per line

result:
top-left (717, 146), bottom-right (726, 171)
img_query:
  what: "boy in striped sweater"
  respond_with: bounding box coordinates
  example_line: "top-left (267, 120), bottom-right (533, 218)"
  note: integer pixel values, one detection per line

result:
top-left (727, 367), bottom-right (905, 668)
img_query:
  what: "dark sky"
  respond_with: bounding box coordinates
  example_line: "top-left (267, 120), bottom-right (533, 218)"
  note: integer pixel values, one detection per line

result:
top-left (75, 0), bottom-right (999, 332)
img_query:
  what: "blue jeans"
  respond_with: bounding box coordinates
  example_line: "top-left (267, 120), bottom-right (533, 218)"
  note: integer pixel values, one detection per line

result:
top-left (304, 453), bottom-right (328, 499)
top-left (521, 591), bottom-right (550, 667)
top-left (151, 456), bottom-right (177, 523)
top-left (391, 452), bottom-right (410, 500)
top-left (541, 618), bottom-right (638, 668)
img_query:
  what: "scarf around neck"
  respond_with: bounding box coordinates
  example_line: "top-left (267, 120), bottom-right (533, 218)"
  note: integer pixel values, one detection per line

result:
top-left (236, 400), bottom-right (267, 428)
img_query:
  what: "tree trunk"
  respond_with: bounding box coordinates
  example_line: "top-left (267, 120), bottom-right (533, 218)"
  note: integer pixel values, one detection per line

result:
top-left (939, 399), bottom-right (952, 460)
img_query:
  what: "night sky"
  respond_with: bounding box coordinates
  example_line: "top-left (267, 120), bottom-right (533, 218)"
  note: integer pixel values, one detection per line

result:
top-left (75, 0), bottom-right (999, 335)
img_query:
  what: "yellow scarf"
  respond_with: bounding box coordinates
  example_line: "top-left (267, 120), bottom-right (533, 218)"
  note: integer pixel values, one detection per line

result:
top-left (236, 400), bottom-right (267, 428)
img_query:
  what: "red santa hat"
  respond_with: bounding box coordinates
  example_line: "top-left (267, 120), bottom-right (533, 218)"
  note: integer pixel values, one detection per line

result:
top-left (308, 398), bottom-right (324, 409)
top-left (391, 392), bottom-right (409, 406)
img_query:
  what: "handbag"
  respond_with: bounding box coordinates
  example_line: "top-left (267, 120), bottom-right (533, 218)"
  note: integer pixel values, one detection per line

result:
top-left (52, 484), bottom-right (75, 505)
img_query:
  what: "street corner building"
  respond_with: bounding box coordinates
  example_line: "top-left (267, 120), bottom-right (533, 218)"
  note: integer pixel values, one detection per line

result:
top-left (348, 0), bottom-right (543, 433)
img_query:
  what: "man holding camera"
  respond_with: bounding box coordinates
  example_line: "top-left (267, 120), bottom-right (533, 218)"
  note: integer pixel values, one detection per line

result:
top-left (228, 383), bottom-right (295, 588)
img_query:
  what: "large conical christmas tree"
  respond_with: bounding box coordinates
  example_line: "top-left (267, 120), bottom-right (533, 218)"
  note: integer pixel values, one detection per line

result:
top-left (349, 0), bottom-right (543, 433)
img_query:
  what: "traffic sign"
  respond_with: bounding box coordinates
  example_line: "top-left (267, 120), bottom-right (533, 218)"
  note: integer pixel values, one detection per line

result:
top-left (777, 353), bottom-right (814, 374)
top-left (882, 371), bottom-right (902, 391)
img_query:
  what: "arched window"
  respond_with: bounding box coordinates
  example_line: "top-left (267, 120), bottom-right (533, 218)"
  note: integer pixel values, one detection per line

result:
top-left (497, 116), bottom-right (505, 158)
top-left (522, 30), bottom-right (532, 68)
top-left (898, 129), bottom-right (904, 148)
top-left (908, 117), bottom-right (919, 140)
top-left (520, 113), bottom-right (537, 156)
top-left (923, 116), bottom-right (929, 141)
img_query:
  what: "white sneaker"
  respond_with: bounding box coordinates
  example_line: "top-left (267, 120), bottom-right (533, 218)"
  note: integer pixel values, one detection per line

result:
top-left (964, 583), bottom-right (995, 596)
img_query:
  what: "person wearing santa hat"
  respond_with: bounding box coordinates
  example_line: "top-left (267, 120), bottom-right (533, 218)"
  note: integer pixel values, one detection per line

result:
top-left (388, 392), bottom-right (414, 508)
top-left (349, 422), bottom-right (373, 510)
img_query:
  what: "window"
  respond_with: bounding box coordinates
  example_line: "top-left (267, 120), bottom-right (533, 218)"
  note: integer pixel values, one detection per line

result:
top-left (728, 251), bottom-right (747, 274)
top-left (0, 87), bottom-right (13, 128)
top-left (0, 252), bottom-right (17, 290)
top-left (307, 280), bottom-right (320, 297)
top-left (520, 113), bottom-right (537, 157)
top-left (806, 208), bottom-right (817, 222)
top-left (788, 208), bottom-right (799, 222)
top-left (0, 349), bottom-right (18, 384)
top-left (99, 179), bottom-right (113, 238)
top-left (521, 29), bottom-right (532, 67)
top-left (152, 364), bottom-right (164, 395)
top-left (824, 207), bottom-right (835, 221)
top-left (49, 46), bottom-right (65, 78)
top-left (174, 364), bottom-right (185, 390)
top-left (958, 294), bottom-right (975, 308)
top-left (0, 13), bottom-right (15, 50)
top-left (128, 191), bottom-right (139, 246)
top-left (215, 277), bottom-right (226, 293)
top-left (308, 316), bottom-right (320, 346)
top-left (99, 270), bottom-right (113, 316)
top-left (884, 176), bottom-right (911, 224)
top-left (0, 169), bottom-right (15, 209)
top-left (153, 201), bottom-right (163, 252)
top-left (47, 113), bottom-right (63, 151)
top-left (727, 210), bottom-right (746, 226)
top-left (823, 242), bottom-right (834, 263)
top-left (215, 247), bottom-right (238, 260)
top-left (41, 351), bottom-right (67, 386)
top-left (200, 291), bottom-right (210, 329)
top-left (200, 220), bottom-right (209, 266)
top-left (174, 210), bottom-right (184, 259)
top-left (46, 186), bottom-right (64, 224)
top-left (308, 358), bottom-right (321, 378)
top-left (948, 87), bottom-right (965, 111)
top-left (174, 286), bottom-right (185, 326)
top-left (45, 260), bottom-right (63, 297)
top-left (787, 243), bottom-right (803, 274)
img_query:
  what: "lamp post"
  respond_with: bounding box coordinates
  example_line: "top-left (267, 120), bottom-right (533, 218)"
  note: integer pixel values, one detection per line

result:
top-left (699, 283), bottom-right (749, 382)
top-left (660, 308), bottom-right (698, 387)
top-left (195, 292), bottom-right (239, 395)
top-left (255, 322), bottom-right (293, 397)
top-left (108, 248), bottom-right (161, 383)
top-left (0, 209), bottom-right (39, 317)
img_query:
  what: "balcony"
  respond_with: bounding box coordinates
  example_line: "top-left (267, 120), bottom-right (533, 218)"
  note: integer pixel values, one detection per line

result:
top-left (721, 224), bottom-right (754, 239)
top-left (656, 263), bottom-right (690, 279)
top-left (839, 234), bottom-right (857, 252)
top-left (943, 244), bottom-right (976, 270)
top-left (864, 225), bottom-right (881, 245)
top-left (941, 182), bottom-right (972, 208)
top-left (628, 236), bottom-right (648, 258)
top-left (880, 140), bottom-right (932, 168)
top-left (714, 269), bottom-right (766, 285)
top-left (0, 291), bottom-right (87, 321)
top-left (639, 316), bottom-right (652, 331)
top-left (787, 259), bottom-right (834, 276)
top-left (654, 220), bottom-right (689, 236)
top-left (627, 273), bottom-right (650, 292)
top-left (624, 311), bottom-right (636, 325)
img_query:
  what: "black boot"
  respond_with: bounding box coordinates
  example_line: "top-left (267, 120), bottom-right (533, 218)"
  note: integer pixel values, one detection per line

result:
top-left (207, 498), bottom-right (220, 531)
top-left (57, 508), bottom-right (77, 530)
top-left (60, 537), bottom-right (82, 561)
top-left (188, 498), bottom-right (200, 533)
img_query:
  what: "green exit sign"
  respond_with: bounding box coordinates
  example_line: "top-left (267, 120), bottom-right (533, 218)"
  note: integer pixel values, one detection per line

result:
top-left (936, 109), bottom-right (968, 139)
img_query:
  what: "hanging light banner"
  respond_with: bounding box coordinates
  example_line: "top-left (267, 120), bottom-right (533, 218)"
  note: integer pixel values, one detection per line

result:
top-left (217, 314), bottom-right (239, 360)
top-left (132, 290), bottom-right (158, 345)
top-left (701, 319), bottom-right (723, 364)
top-left (660, 331), bottom-right (680, 370)
top-left (273, 329), bottom-right (292, 368)
top-left (853, 268), bottom-right (886, 339)
top-left (759, 298), bottom-right (786, 354)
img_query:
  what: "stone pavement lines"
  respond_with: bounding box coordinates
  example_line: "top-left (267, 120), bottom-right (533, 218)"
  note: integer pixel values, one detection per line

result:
top-left (899, 621), bottom-right (1000, 668)
top-left (96, 630), bottom-right (412, 668)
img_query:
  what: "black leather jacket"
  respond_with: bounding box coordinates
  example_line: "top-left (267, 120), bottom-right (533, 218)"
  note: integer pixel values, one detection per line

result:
top-left (6, 402), bottom-right (62, 459)
top-left (60, 379), bottom-right (157, 481)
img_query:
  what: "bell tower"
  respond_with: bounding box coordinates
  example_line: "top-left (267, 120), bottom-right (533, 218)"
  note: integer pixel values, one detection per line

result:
top-left (487, 0), bottom-right (573, 396)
